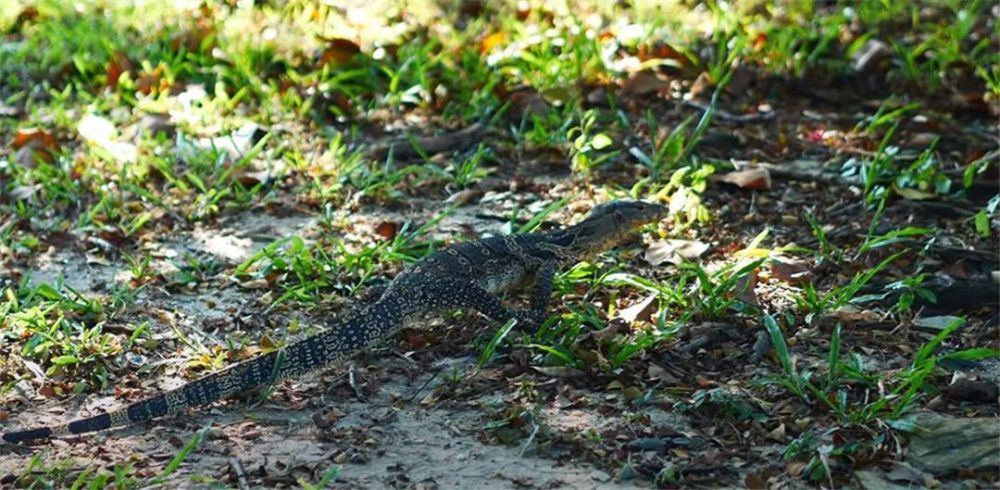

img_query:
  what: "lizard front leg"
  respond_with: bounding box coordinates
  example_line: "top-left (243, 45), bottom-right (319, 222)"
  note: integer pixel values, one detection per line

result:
top-left (522, 261), bottom-right (555, 331)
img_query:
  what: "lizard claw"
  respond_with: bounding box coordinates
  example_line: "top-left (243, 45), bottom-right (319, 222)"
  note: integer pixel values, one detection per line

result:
top-left (513, 310), bottom-right (544, 332)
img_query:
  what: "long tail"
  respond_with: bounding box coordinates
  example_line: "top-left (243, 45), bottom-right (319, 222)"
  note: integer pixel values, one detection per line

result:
top-left (2, 298), bottom-right (406, 444)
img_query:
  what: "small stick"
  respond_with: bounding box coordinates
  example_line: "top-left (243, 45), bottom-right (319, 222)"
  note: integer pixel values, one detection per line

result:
top-left (228, 457), bottom-right (249, 490)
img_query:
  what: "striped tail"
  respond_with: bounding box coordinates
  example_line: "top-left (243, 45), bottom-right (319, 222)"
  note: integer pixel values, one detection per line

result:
top-left (2, 298), bottom-right (405, 444)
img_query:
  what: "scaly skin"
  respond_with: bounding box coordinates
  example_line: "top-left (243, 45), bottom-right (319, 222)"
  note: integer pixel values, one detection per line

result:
top-left (2, 200), bottom-right (667, 444)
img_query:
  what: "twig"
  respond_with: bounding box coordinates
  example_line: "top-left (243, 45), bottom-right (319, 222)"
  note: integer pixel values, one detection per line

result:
top-left (228, 457), bottom-right (249, 490)
top-left (347, 363), bottom-right (364, 400)
top-left (404, 370), bottom-right (440, 404)
top-left (682, 100), bottom-right (775, 124)
top-left (519, 419), bottom-right (540, 457)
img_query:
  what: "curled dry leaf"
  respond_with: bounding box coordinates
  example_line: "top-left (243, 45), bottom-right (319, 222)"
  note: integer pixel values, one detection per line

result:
top-left (13, 128), bottom-right (60, 167)
top-left (106, 50), bottom-right (135, 90)
top-left (644, 239), bottom-right (710, 267)
top-left (317, 37), bottom-right (362, 68)
top-left (373, 221), bottom-right (399, 241)
top-left (769, 258), bottom-right (812, 284)
top-left (136, 64), bottom-right (171, 95)
top-left (765, 423), bottom-right (786, 442)
top-left (688, 71), bottom-right (714, 100)
top-left (621, 70), bottom-right (670, 96)
top-left (505, 90), bottom-right (550, 122)
top-left (714, 167), bottom-right (772, 190)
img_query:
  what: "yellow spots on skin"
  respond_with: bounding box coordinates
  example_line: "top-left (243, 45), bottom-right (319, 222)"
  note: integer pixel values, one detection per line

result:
top-left (110, 409), bottom-right (130, 428)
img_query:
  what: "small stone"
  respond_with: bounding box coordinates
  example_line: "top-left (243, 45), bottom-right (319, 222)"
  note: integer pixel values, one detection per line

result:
top-left (589, 470), bottom-right (611, 482)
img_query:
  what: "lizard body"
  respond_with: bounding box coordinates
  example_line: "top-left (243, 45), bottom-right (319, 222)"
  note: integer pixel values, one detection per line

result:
top-left (2, 200), bottom-right (667, 444)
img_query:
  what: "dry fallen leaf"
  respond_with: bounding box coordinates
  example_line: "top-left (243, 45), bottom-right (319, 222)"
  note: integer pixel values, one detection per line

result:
top-left (769, 258), bottom-right (812, 284)
top-left (374, 221), bottom-right (399, 241)
top-left (317, 37), bottom-right (362, 68)
top-left (106, 50), bottom-right (134, 90)
top-left (644, 239), bottom-right (710, 267)
top-left (505, 90), bottom-right (550, 122)
top-left (13, 127), bottom-right (60, 167)
top-left (714, 168), bottom-right (772, 190)
top-left (621, 70), bottom-right (670, 96)
top-left (617, 293), bottom-right (658, 324)
top-left (765, 423), bottom-right (786, 442)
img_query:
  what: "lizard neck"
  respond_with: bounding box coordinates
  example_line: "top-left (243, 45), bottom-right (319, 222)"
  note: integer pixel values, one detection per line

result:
top-left (540, 225), bottom-right (627, 265)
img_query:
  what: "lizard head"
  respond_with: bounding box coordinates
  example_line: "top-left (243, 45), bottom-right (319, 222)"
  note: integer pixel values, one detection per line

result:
top-left (586, 200), bottom-right (668, 228)
top-left (566, 200), bottom-right (667, 253)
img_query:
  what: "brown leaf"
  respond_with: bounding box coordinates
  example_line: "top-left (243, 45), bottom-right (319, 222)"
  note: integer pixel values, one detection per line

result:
top-left (171, 21), bottom-right (216, 54)
top-left (769, 258), bottom-right (812, 284)
top-left (317, 37), bottom-right (362, 68)
top-left (38, 384), bottom-right (58, 399)
top-left (688, 72), bottom-right (714, 100)
top-left (136, 64), bottom-right (170, 95)
top-left (637, 42), bottom-right (683, 63)
top-left (236, 169), bottom-right (271, 187)
top-left (106, 50), bottom-right (134, 90)
top-left (590, 321), bottom-right (627, 342)
top-left (621, 70), bottom-right (670, 96)
top-left (13, 128), bottom-right (60, 167)
top-left (13, 127), bottom-right (59, 151)
top-left (7, 6), bottom-right (39, 32)
top-left (714, 168), bottom-right (772, 190)
top-left (506, 90), bottom-right (550, 121)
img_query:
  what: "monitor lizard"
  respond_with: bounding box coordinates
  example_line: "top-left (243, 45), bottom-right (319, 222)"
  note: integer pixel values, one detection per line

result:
top-left (2, 200), bottom-right (667, 444)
